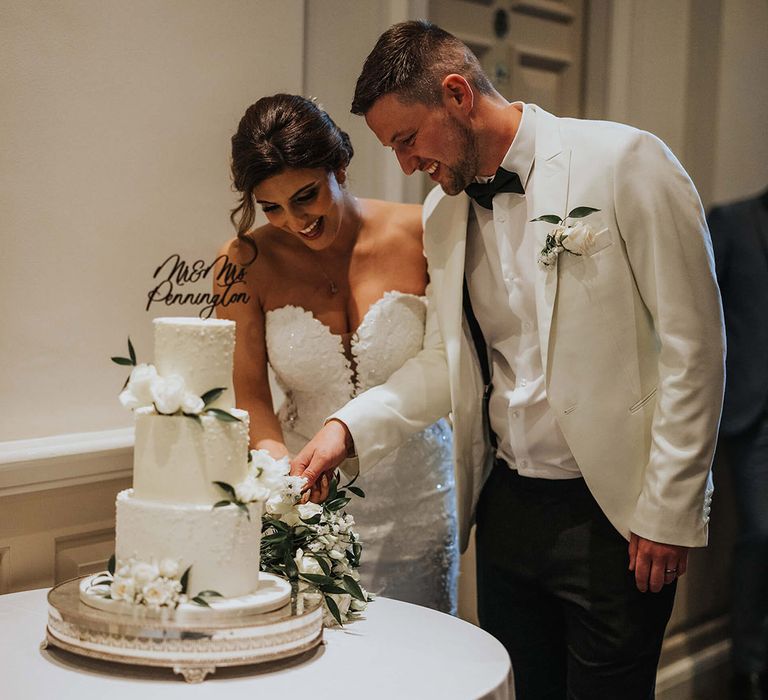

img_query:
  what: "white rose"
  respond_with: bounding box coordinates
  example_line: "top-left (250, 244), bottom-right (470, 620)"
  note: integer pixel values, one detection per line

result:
top-left (181, 392), bottom-right (204, 415)
top-left (249, 449), bottom-right (281, 474)
top-left (142, 580), bottom-right (171, 608)
top-left (297, 502), bottom-right (323, 521)
top-left (235, 476), bottom-right (270, 504)
top-left (328, 592), bottom-right (351, 619)
top-left (110, 576), bottom-right (136, 602)
top-left (266, 492), bottom-right (295, 516)
top-left (550, 224), bottom-right (568, 246)
top-left (131, 561), bottom-right (160, 586)
top-left (295, 554), bottom-right (323, 576)
top-left (150, 374), bottom-right (187, 414)
top-left (561, 222), bottom-right (596, 255)
top-left (118, 363), bottom-right (158, 409)
top-left (158, 558), bottom-right (180, 579)
top-left (279, 510), bottom-right (301, 527)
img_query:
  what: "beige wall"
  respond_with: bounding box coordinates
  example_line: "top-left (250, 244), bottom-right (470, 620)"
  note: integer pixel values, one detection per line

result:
top-left (0, 0), bottom-right (305, 443)
top-left (712, 0), bottom-right (768, 203)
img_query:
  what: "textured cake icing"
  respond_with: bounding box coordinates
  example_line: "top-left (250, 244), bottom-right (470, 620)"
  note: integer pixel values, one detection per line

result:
top-left (154, 317), bottom-right (235, 409)
top-left (132, 407), bottom-right (250, 504)
top-left (114, 317), bottom-right (261, 599)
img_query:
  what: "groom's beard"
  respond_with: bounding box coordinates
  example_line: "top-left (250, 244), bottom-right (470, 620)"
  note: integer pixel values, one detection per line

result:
top-left (440, 115), bottom-right (480, 196)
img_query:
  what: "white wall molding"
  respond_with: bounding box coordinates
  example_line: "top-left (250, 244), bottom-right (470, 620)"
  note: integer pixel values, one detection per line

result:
top-left (0, 429), bottom-right (133, 497)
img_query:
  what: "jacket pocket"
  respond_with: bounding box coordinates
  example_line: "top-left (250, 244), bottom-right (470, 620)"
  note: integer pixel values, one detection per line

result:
top-left (629, 387), bottom-right (657, 413)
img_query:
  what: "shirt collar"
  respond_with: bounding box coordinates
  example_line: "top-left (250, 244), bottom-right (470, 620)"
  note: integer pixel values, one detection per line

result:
top-left (498, 102), bottom-right (536, 189)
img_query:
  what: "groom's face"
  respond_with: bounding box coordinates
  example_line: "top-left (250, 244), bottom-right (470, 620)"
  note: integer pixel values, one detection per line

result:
top-left (365, 94), bottom-right (479, 196)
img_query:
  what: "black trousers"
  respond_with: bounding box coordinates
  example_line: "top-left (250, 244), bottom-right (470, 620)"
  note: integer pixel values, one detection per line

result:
top-left (476, 461), bottom-right (676, 700)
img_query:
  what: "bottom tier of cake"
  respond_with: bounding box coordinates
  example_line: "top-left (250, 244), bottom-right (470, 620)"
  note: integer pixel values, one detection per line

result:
top-left (115, 489), bottom-right (262, 599)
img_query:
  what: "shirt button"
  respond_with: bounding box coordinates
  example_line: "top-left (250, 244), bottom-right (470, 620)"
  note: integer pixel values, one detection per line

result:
top-left (512, 410), bottom-right (520, 419)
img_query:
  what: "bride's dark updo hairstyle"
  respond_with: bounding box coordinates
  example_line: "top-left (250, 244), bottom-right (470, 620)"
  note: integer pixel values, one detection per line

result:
top-left (230, 94), bottom-right (354, 258)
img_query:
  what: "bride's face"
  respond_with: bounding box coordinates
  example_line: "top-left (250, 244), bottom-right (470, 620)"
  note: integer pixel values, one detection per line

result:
top-left (254, 167), bottom-right (347, 250)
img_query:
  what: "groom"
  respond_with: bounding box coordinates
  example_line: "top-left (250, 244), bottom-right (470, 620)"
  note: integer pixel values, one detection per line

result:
top-left (292, 20), bottom-right (725, 698)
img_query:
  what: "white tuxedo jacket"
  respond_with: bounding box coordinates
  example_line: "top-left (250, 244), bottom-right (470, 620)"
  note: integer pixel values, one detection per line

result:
top-left (334, 106), bottom-right (725, 551)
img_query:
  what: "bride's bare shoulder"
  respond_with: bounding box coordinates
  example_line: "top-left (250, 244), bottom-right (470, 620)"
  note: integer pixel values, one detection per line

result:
top-left (363, 199), bottom-right (422, 243)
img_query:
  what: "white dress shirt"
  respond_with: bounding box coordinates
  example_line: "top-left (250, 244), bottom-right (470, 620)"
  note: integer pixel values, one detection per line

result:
top-left (465, 103), bottom-right (581, 479)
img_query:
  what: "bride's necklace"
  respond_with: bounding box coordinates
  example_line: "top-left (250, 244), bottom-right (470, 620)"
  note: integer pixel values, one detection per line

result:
top-left (312, 198), bottom-right (363, 297)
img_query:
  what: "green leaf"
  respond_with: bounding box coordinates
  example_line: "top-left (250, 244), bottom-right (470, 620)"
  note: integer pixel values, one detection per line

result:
top-left (283, 554), bottom-right (299, 580)
top-left (205, 408), bottom-right (242, 423)
top-left (567, 206), bottom-right (600, 219)
top-left (185, 413), bottom-right (203, 427)
top-left (213, 499), bottom-right (233, 509)
top-left (111, 356), bottom-right (134, 366)
top-left (107, 554), bottom-right (116, 575)
top-left (191, 596), bottom-right (211, 607)
top-left (212, 481), bottom-right (236, 499)
top-left (180, 565), bottom-right (192, 594)
top-left (318, 584), bottom-right (349, 596)
top-left (127, 337), bottom-right (136, 365)
top-left (299, 573), bottom-right (337, 586)
top-left (342, 472), bottom-right (360, 490)
top-left (531, 214), bottom-right (562, 225)
top-left (327, 476), bottom-right (338, 502)
top-left (324, 496), bottom-right (351, 512)
top-left (324, 594), bottom-right (343, 627)
top-left (299, 514), bottom-right (322, 525)
top-left (196, 590), bottom-right (224, 598)
top-left (347, 486), bottom-right (365, 498)
top-left (309, 554), bottom-right (332, 576)
top-left (200, 387), bottom-right (226, 406)
top-left (247, 451), bottom-right (253, 463)
top-left (342, 574), bottom-right (366, 602)
top-left (238, 503), bottom-right (251, 521)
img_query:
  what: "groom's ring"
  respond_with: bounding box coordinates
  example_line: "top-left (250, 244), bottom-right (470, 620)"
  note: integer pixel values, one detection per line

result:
top-left (664, 568), bottom-right (678, 574)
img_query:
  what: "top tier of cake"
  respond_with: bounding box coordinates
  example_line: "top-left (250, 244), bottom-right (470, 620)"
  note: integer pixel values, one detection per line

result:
top-left (154, 317), bottom-right (235, 410)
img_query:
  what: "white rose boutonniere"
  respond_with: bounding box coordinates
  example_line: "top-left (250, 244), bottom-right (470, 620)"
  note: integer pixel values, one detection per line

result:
top-left (533, 206), bottom-right (601, 269)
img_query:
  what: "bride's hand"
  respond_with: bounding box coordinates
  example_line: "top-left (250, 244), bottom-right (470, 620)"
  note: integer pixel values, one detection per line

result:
top-left (290, 419), bottom-right (353, 497)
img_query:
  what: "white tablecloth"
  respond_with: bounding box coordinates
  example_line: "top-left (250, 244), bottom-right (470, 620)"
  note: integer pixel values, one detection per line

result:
top-left (0, 588), bottom-right (512, 700)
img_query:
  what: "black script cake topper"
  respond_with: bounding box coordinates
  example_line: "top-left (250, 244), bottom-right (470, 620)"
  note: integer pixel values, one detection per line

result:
top-left (146, 253), bottom-right (250, 319)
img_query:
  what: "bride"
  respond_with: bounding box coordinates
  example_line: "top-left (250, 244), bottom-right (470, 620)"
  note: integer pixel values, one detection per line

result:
top-left (215, 94), bottom-right (458, 613)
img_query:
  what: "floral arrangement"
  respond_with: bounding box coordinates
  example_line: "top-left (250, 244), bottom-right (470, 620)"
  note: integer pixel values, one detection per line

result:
top-left (88, 555), bottom-right (222, 610)
top-left (215, 449), bottom-right (370, 626)
top-left (534, 206), bottom-right (601, 269)
top-left (112, 338), bottom-right (239, 423)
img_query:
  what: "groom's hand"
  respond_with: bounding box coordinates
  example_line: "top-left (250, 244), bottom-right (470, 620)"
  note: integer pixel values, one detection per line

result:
top-left (290, 419), bottom-right (353, 500)
top-left (628, 532), bottom-right (689, 593)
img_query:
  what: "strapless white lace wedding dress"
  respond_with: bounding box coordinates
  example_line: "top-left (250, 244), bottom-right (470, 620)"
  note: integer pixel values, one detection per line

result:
top-left (265, 291), bottom-right (458, 614)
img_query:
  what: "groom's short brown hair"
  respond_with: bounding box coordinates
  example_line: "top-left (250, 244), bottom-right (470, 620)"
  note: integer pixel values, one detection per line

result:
top-left (351, 20), bottom-right (494, 116)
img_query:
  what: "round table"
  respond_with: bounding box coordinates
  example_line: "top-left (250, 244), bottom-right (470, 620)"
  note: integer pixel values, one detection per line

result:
top-left (0, 588), bottom-right (512, 699)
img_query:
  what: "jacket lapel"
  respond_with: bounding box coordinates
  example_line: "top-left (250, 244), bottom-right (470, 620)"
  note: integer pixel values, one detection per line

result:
top-left (529, 107), bottom-right (571, 377)
top-left (425, 192), bottom-right (471, 374)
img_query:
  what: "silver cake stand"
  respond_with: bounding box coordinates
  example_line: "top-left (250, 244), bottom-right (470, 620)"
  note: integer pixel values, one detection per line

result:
top-left (43, 576), bottom-right (324, 683)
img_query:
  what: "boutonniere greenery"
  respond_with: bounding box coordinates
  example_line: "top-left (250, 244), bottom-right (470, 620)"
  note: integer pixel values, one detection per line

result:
top-left (533, 206), bottom-right (601, 269)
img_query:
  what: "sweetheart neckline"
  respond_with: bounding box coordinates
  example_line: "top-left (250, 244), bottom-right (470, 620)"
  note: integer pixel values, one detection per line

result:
top-left (264, 290), bottom-right (426, 341)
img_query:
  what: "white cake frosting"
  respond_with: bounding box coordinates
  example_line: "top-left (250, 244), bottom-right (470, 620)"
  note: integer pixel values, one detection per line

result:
top-left (133, 407), bottom-right (250, 504)
top-left (115, 489), bottom-right (262, 598)
top-left (153, 317), bottom-right (235, 409)
top-left (103, 317), bottom-right (267, 605)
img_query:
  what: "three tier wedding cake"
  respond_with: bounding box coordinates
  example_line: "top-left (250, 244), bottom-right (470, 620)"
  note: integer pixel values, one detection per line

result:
top-left (80, 317), bottom-right (292, 616)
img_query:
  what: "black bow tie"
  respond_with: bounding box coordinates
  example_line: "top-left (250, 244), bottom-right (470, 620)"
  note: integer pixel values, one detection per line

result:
top-left (464, 167), bottom-right (524, 209)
